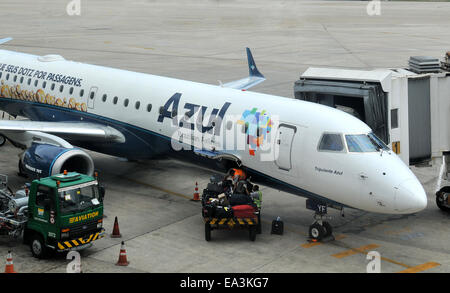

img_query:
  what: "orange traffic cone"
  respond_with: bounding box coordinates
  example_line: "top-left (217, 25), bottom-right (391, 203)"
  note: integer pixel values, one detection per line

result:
top-left (191, 182), bottom-right (200, 201)
top-left (116, 241), bottom-right (129, 266)
top-left (111, 216), bottom-right (122, 238)
top-left (4, 251), bottom-right (17, 273)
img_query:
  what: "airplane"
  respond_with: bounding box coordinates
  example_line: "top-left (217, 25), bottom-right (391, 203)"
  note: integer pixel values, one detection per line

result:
top-left (0, 37), bottom-right (427, 241)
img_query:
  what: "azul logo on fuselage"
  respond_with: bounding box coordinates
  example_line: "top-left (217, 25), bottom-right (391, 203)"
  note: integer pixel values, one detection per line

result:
top-left (157, 93), bottom-right (231, 136)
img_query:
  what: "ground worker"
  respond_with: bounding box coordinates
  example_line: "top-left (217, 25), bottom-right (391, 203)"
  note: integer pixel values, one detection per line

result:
top-left (251, 185), bottom-right (262, 234)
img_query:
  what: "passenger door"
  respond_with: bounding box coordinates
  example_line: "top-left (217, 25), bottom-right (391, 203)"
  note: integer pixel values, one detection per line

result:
top-left (275, 124), bottom-right (297, 171)
top-left (34, 185), bottom-right (57, 238)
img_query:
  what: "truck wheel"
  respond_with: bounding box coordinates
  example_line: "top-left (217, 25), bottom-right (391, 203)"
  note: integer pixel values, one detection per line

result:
top-left (30, 234), bottom-right (48, 259)
top-left (205, 223), bottom-right (211, 242)
top-left (0, 135), bottom-right (5, 147)
top-left (256, 214), bottom-right (262, 234)
top-left (249, 226), bottom-right (257, 241)
top-left (436, 194), bottom-right (450, 212)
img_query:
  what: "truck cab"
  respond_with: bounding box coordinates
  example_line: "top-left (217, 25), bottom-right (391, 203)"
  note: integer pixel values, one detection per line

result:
top-left (24, 171), bottom-right (105, 258)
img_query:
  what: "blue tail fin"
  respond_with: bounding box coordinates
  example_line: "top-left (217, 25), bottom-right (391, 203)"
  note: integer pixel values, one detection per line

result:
top-left (246, 47), bottom-right (264, 78)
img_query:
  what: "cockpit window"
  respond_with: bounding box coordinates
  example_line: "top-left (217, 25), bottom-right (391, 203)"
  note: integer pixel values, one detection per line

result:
top-left (346, 132), bottom-right (389, 152)
top-left (318, 133), bottom-right (344, 152)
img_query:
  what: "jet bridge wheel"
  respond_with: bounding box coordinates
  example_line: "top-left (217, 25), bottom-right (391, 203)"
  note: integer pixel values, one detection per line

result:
top-left (436, 193), bottom-right (450, 212)
top-left (309, 222), bottom-right (326, 242)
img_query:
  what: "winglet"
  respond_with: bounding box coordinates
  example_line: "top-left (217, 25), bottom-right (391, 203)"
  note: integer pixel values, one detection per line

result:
top-left (0, 38), bottom-right (12, 45)
top-left (246, 47), bottom-right (264, 78)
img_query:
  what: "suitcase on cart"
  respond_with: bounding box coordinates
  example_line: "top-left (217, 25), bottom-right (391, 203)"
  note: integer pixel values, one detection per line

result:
top-left (231, 205), bottom-right (256, 218)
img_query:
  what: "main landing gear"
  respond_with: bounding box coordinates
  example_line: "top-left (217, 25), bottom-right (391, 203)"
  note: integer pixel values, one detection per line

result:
top-left (306, 199), bottom-right (335, 242)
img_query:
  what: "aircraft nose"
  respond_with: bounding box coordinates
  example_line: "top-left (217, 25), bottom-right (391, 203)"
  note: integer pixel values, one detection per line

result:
top-left (395, 178), bottom-right (427, 213)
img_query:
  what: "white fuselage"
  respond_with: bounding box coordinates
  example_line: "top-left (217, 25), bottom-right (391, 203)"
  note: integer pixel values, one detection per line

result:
top-left (0, 49), bottom-right (427, 214)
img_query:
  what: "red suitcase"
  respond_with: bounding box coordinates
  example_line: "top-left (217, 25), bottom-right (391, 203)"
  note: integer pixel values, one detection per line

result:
top-left (232, 205), bottom-right (256, 218)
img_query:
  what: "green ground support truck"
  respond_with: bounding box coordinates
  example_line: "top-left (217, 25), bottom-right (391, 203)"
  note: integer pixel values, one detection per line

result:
top-left (0, 171), bottom-right (105, 258)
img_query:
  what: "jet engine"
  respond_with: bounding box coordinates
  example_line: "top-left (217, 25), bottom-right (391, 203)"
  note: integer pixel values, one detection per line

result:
top-left (19, 143), bottom-right (94, 178)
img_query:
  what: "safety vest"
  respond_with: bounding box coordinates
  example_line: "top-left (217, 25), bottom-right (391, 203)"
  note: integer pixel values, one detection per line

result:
top-left (251, 191), bottom-right (262, 209)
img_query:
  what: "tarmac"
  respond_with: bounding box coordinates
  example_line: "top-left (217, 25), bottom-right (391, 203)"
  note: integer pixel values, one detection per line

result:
top-left (0, 0), bottom-right (449, 273)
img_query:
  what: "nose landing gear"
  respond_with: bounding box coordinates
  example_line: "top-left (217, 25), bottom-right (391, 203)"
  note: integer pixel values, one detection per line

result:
top-left (306, 199), bottom-right (335, 242)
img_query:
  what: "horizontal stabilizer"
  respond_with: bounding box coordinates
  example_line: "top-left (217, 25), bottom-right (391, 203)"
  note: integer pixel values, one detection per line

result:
top-left (0, 38), bottom-right (12, 45)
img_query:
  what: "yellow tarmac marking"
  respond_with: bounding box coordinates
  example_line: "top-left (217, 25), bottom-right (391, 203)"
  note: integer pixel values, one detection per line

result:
top-left (397, 262), bottom-right (440, 273)
top-left (219, 218), bottom-right (227, 225)
top-left (301, 234), bottom-right (347, 248)
top-left (332, 244), bottom-right (380, 259)
top-left (301, 242), bottom-right (322, 248)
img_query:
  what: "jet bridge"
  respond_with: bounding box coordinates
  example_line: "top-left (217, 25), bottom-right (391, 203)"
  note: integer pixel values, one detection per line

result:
top-left (295, 67), bottom-right (450, 165)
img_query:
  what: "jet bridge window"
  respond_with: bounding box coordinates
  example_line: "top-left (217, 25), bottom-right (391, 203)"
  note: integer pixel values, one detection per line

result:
top-left (318, 133), bottom-right (344, 152)
top-left (345, 133), bottom-right (389, 152)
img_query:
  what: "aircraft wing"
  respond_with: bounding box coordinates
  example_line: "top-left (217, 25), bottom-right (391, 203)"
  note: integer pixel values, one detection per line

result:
top-left (222, 48), bottom-right (266, 90)
top-left (0, 120), bottom-right (125, 148)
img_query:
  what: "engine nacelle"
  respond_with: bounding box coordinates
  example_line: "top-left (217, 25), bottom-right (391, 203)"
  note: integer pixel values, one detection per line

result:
top-left (19, 143), bottom-right (94, 178)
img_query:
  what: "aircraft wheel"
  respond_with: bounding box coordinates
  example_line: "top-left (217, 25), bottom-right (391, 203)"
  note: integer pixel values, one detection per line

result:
top-left (322, 221), bottom-right (333, 237)
top-left (0, 135), bottom-right (5, 147)
top-left (436, 193), bottom-right (450, 212)
top-left (309, 222), bottom-right (326, 242)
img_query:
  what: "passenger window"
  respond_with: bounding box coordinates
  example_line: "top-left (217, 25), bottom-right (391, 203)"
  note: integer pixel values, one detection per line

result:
top-left (6, 74), bottom-right (9, 80)
top-left (80, 89), bottom-right (84, 97)
top-left (42, 81), bottom-right (46, 88)
top-left (27, 78), bottom-right (31, 85)
top-left (318, 133), bottom-right (344, 152)
top-left (69, 87), bottom-right (74, 95)
top-left (113, 96), bottom-right (118, 105)
top-left (13, 75), bottom-right (17, 82)
top-left (135, 101), bottom-right (140, 110)
top-left (124, 99), bottom-right (129, 107)
top-left (34, 80), bottom-right (38, 87)
top-left (51, 83), bottom-right (55, 91)
top-left (20, 76), bottom-right (24, 83)
top-left (102, 94), bottom-right (107, 102)
top-left (147, 104), bottom-right (152, 112)
top-left (60, 85), bottom-right (64, 93)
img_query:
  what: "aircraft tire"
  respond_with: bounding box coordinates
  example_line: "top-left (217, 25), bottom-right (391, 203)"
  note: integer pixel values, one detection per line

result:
top-left (309, 223), bottom-right (325, 242)
top-left (322, 221), bottom-right (333, 237)
top-left (0, 135), bottom-right (5, 147)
